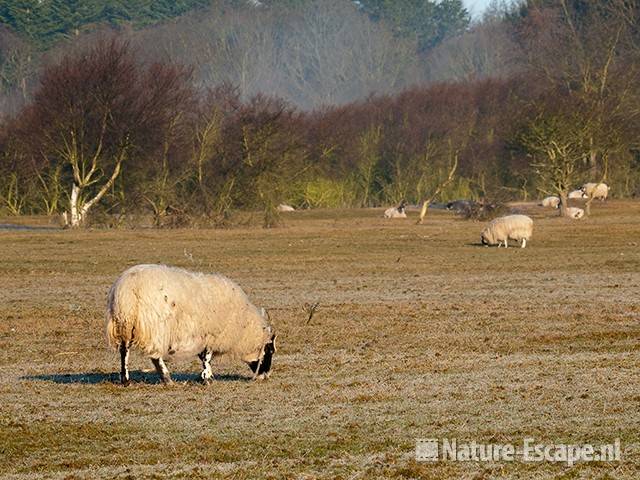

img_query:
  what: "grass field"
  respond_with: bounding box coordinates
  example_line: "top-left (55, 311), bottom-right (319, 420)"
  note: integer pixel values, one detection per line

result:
top-left (0, 201), bottom-right (639, 479)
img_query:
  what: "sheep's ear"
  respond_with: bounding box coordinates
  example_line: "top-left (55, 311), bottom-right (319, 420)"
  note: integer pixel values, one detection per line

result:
top-left (271, 334), bottom-right (278, 352)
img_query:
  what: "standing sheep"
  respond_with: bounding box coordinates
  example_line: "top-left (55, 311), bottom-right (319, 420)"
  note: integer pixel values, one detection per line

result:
top-left (540, 196), bottom-right (560, 208)
top-left (581, 182), bottom-right (609, 201)
top-left (384, 200), bottom-right (407, 218)
top-left (106, 264), bottom-right (277, 386)
top-left (481, 214), bottom-right (533, 248)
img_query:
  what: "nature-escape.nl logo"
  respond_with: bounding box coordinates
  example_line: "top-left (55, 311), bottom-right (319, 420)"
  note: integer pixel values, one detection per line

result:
top-left (415, 438), bottom-right (621, 466)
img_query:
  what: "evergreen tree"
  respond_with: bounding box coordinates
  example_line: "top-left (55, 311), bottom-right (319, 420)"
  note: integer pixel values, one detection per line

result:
top-left (358, 0), bottom-right (470, 51)
top-left (0, 0), bottom-right (210, 48)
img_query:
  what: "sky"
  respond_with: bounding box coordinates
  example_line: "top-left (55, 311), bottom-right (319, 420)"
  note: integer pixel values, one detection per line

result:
top-left (463, 0), bottom-right (494, 18)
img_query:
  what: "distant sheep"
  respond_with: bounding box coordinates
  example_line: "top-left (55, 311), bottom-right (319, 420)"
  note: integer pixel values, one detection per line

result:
top-left (384, 200), bottom-right (407, 218)
top-left (481, 214), bottom-right (533, 248)
top-left (568, 189), bottom-right (586, 199)
top-left (277, 204), bottom-right (295, 212)
top-left (106, 264), bottom-right (277, 386)
top-left (446, 199), bottom-right (476, 213)
top-left (563, 206), bottom-right (584, 219)
top-left (581, 182), bottom-right (609, 201)
top-left (540, 196), bottom-right (560, 208)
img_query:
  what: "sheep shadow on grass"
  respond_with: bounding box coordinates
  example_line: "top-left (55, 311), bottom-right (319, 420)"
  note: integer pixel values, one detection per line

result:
top-left (467, 242), bottom-right (487, 247)
top-left (467, 242), bottom-right (529, 248)
top-left (23, 371), bottom-right (252, 385)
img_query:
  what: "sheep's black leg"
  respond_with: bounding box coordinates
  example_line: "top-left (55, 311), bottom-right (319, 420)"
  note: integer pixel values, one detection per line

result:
top-left (198, 348), bottom-right (214, 384)
top-left (151, 357), bottom-right (173, 385)
top-left (120, 342), bottom-right (130, 386)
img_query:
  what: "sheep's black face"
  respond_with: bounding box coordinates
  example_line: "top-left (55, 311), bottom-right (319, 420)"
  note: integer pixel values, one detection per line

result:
top-left (481, 234), bottom-right (488, 246)
top-left (249, 334), bottom-right (277, 379)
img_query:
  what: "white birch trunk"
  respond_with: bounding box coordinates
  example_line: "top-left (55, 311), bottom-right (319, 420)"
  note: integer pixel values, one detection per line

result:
top-left (68, 157), bottom-right (123, 228)
top-left (69, 183), bottom-right (82, 228)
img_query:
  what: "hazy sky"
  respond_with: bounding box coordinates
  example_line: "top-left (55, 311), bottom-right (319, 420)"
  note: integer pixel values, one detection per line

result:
top-left (464, 0), bottom-right (493, 17)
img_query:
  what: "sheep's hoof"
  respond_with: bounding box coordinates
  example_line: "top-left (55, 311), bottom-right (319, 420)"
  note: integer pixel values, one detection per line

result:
top-left (121, 379), bottom-right (131, 387)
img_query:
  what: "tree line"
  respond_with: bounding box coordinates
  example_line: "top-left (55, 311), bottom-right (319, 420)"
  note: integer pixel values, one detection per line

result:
top-left (1, 0), bottom-right (640, 226)
top-left (0, 0), bottom-right (470, 112)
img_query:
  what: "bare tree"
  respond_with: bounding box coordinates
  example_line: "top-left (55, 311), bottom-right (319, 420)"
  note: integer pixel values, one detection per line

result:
top-left (424, 17), bottom-right (520, 83)
top-left (130, 4), bottom-right (281, 102)
top-left (129, 0), bottom-right (422, 109)
top-left (278, 0), bottom-right (421, 108)
top-left (355, 124), bottom-right (382, 207)
top-left (518, 111), bottom-right (590, 216)
top-left (517, 0), bottom-right (640, 199)
top-left (417, 147), bottom-right (459, 224)
top-left (12, 39), bottom-right (194, 227)
top-left (0, 26), bottom-right (37, 116)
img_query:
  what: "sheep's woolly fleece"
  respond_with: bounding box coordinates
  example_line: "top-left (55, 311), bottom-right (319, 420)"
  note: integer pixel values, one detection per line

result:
top-left (481, 214), bottom-right (533, 247)
top-left (564, 207), bottom-right (585, 219)
top-left (106, 264), bottom-right (273, 363)
top-left (540, 196), bottom-right (560, 208)
top-left (582, 182), bottom-right (609, 200)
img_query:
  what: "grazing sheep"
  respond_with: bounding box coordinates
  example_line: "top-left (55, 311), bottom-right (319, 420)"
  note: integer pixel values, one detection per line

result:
top-left (568, 189), bottom-right (586, 199)
top-left (481, 214), bottom-right (533, 248)
top-left (581, 182), bottom-right (609, 201)
top-left (277, 204), bottom-right (295, 212)
top-left (384, 200), bottom-right (407, 218)
top-left (563, 206), bottom-right (584, 219)
top-left (106, 264), bottom-right (277, 386)
top-left (540, 196), bottom-right (560, 208)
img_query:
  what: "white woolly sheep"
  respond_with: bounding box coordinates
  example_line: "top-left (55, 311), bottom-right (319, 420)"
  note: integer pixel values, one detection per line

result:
top-left (384, 200), bottom-right (407, 218)
top-left (568, 189), bottom-right (586, 199)
top-left (563, 206), bottom-right (584, 219)
top-left (277, 204), bottom-right (295, 212)
top-left (540, 196), bottom-right (560, 208)
top-left (581, 182), bottom-right (609, 201)
top-left (481, 214), bottom-right (533, 248)
top-left (106, 264), bottom-right (277, 386)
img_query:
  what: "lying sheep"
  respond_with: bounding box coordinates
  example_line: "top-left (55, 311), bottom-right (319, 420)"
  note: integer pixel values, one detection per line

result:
top-left (106, 264), bottom-right (277, 386)
top-left (481, 214), bottom-right (533, 248)
top-left (568, 189), bottom-right (586, 199)
top-left (563, 206), bottom-right (584, 219)
top-left (581, 182), bottom-right (609, 201)
top-left (540, 196), bottom-right (560, 208)
top-left (384, 200), bottom-right (407, 218)
top-left (277, 204), bottom-right (295, 212)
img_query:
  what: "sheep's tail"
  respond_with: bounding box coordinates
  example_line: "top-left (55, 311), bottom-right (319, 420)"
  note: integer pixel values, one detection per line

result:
top-left (105, 279), bottom-right (140, 349)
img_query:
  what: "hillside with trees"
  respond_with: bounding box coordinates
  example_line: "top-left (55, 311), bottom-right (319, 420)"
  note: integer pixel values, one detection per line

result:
top-left (0, 0), bottom-right (471, 111)
top-left (1, 0), bottom-right (639, 227)
top-left (0, 0), bottom-right (211, 46)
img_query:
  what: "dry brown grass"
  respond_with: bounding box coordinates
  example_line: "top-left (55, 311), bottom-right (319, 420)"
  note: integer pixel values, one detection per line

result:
top-left (0, 201), bottom-right (639, 479)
